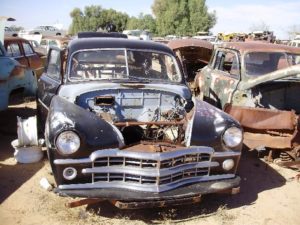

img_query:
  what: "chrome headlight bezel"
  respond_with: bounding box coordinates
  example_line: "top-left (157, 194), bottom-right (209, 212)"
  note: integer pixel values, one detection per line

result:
top-left (55, 130), bottom-right (81, 155)
top-left (222, 126), bottom-right (243, 148)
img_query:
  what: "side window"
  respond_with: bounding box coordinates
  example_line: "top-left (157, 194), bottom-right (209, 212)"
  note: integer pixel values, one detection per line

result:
top-left (46, 49), bottom-right (61, 81)
top-left (22, 42), bottom-right (34, 56)
top-left (215, 50), bottom-right (239, 77)
top-left (6, 43), bottom-right (22, 57)
top-left (214, 51), bottom-right (225, 70)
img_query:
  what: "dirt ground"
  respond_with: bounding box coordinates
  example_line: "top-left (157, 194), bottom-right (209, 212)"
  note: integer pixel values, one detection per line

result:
top-left (0, 100), bottom-right (299, 225)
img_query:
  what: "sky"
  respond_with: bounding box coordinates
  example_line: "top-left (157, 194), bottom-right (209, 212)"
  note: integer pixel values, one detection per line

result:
top-left (0, 0), bottom-right (299, 39)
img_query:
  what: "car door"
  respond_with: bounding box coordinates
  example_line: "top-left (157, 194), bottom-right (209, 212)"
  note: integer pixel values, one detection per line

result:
top-left (37, 47), bottom-right (63, 125)
top-left (205, 48), bottom-right (241, 109)
top-left (21, 41), bottom-right (44, 78)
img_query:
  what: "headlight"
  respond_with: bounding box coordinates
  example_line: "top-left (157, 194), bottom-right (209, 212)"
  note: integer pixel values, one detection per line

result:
top-left (223, 127), bottom-right (243, 148)
top-left (56, 131), bottom-right (80, 155)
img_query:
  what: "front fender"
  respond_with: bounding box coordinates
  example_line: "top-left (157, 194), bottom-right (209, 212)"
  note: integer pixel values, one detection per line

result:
top-left (189, 99), bottom-right (242, 151)
top-left (45, 96), bottom-right (124, 158)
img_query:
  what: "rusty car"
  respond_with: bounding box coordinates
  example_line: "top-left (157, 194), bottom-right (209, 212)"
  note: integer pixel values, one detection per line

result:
top-left (0, 39), bottom-right (37, 111)
top-left (36, 32), bottom-right (243, 208)
top-left (195, 41), bottom-right (300, 166)
top-left (168, 39), bottom-right (213, 94)
top-left (4, 36), bottom-right (45, 78)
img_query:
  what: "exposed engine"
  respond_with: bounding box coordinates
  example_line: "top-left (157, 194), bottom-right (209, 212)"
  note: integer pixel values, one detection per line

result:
top-left (76, 89), bottom-right (192, 145)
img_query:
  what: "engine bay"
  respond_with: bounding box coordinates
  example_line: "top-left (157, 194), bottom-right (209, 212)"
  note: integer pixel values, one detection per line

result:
top-left (76, 88), bottom-right (193, 145)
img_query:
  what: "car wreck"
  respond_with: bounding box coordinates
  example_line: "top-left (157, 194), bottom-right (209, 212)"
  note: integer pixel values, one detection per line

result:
top-left (195, 41), bottom-right (300, 166)
top-left (0, 26), bottom-right (37, 111)
top-left (37, 32), bottom-right (242, 208)
top-left (167, 39), bottom-right (213, 94)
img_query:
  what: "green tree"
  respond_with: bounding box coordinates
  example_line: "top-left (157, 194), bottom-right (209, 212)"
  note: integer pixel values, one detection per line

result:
top-left (69, 5), bottom-right (129, 35)
top-left (126, 13), bottom-right (156, 34)
top-left (152, 0), bottom-right (216, 36)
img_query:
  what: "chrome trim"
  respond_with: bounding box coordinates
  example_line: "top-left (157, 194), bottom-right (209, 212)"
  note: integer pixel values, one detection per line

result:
top-left (58, 174), bottom-right (236, 192)
top-left (37, 98), bottom-right (49, 111)
top-left (54, 147), bottom-right (214, 165)
top-left (54, 158), bottom-right (91, 165)
top-left (213, 151), bottom-right (241, 158)
top-left (82, 161), bottom-right (219, 177)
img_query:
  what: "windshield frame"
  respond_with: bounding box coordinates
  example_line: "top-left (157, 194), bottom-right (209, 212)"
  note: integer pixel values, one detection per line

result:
top-left (66, 47), bottom-right (183, 84)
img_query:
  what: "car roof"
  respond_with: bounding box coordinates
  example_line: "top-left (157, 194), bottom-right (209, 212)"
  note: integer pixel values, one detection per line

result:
top-left (218, 41), bottom-right (300, 54)
top-left (68, 38), bottom-right (175, 56)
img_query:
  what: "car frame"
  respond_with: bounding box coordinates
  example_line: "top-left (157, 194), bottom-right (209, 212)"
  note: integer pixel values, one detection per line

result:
top-left (37, 32), bottom-right (243, 208)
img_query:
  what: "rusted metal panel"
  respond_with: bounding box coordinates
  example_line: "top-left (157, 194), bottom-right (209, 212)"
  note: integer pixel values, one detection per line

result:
top-left (167, 39), bottom-right (213, 51)
top-left (243, 132), bottom-right (292, 149)
top-left (113, 195), bottom-right (201, 209)
top-left (65, 198), bottom-right (104, 208)
top-left (225, 105), bottom-right (297, 130)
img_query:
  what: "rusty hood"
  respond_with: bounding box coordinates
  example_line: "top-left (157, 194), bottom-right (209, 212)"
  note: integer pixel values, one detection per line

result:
top-left (239, 64), bottom-right (300, 90)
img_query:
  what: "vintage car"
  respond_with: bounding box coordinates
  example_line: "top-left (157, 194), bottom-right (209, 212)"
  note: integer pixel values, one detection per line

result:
top-left (4, 26), bottom-right (18, 37)
top-left (0, 40), bottom-right (37, 110)
top-left (195, 42), bottom-right (300, 166)
top-left (4, 37), bottom-right (45, 78)
top-left (19, 25), bottom-right (66, 36)
top-left (168, 39), bottom-right (213, 94)
top-left (37, 32), bottom-right (243, 208)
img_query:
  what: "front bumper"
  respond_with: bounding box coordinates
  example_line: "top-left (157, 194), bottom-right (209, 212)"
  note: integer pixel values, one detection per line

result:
top-left (54, 176), bottom-right (240, 201)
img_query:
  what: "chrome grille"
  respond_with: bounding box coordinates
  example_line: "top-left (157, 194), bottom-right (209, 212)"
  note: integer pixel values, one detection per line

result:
top-left (88, 148), bottom-right (215, 188)
top-left (93, 153), bottom-right (211, 169)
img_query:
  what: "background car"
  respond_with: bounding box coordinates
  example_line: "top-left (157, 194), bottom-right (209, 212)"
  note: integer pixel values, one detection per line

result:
top-left (0, 39), bottom-right (37, 111)
top-left (36, 32), bottom-right (243, 208)
top-left (4, 26), bottom-right (18, 37)
top-left (4, 37), bottom-right (45, 78)
top-left (19, 25), bottom-right (66, 36)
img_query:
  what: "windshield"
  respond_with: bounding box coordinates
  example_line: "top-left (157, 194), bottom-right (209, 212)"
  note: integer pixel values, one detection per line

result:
top-left (69, 49), bottom-right (182, 83)
top-left (244, 52), bottom-right (300, 76)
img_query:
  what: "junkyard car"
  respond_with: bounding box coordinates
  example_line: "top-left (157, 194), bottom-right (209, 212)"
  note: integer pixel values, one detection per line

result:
top-left (19, 25), bottom-right (65, 36)
top-left (168, 39), bottom-right (213, 94)
top-left (4, 37), bottom-right (45, 78)
top-left (0, 40), bottom-right (37, 111)
top-left (37, 33), bottom-right (242, 208)
top-left (195, 42), bottom-right (300, 166)
top-left (4, 26), bottom-right (18, 37)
